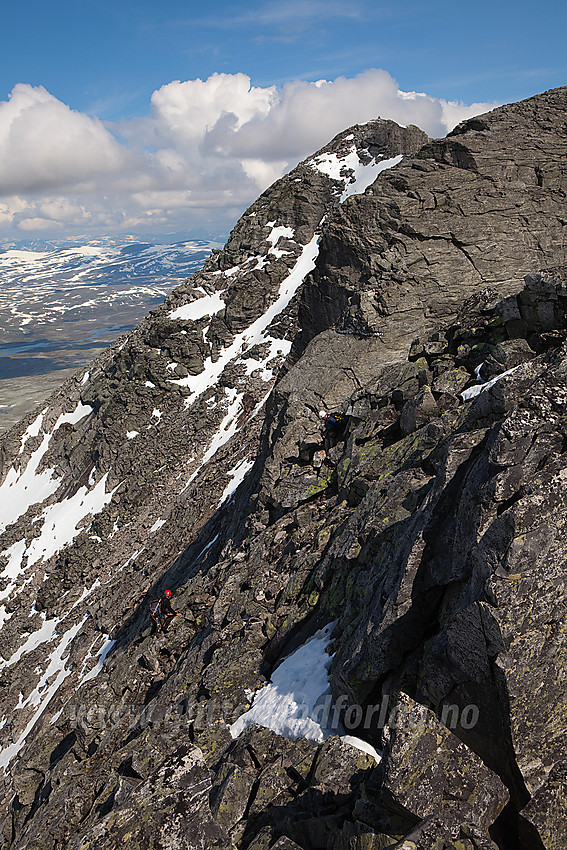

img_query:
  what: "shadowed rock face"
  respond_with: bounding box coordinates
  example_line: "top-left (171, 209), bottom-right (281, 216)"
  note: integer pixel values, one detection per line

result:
top-left (0, 89), bottom-right (566, 850)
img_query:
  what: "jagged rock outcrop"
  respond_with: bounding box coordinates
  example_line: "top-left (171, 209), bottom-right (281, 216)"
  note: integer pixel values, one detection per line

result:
top-left (1, 87), bottom-right (567, 850)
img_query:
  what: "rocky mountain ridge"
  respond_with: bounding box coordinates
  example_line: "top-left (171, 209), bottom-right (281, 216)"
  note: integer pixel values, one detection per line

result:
top-left (0, 87), bottom-right (566, 849)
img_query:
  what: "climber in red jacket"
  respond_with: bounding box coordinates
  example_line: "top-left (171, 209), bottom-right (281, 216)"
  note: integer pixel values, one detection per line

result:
top-left (149, 589), bottom-right (180, 634)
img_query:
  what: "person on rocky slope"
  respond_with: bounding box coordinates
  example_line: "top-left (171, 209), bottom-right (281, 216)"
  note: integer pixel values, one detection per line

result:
top-left (149, 589), bottom-right (179, 634)
top-left (319, 409), bottom-right (347, 452)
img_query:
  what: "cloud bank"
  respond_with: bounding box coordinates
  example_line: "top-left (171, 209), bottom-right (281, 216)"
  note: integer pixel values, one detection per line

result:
top-left (0, 71), bottom-right (496, 239)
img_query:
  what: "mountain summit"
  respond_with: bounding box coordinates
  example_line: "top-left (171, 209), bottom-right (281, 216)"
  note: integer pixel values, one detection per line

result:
top-left (0, 87), bottom-right (566, 849)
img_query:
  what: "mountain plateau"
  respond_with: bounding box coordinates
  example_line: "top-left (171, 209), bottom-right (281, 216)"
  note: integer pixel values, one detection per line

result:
top-left (0, 239), bottom-right (218, 433)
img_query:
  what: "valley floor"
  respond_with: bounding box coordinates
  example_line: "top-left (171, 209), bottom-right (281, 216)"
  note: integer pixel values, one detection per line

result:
top-left (0, 369), bottom-right (78, 433)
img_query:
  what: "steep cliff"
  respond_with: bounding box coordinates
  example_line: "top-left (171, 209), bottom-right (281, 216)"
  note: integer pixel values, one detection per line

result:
top-left (0, 88), bottom-right (566, 850)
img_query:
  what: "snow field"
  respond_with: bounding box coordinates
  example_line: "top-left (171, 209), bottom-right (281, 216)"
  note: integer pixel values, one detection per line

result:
top-left (0, 401), bottom-right (93, 535)
top-left (0, 241), bottom-right (217, 297)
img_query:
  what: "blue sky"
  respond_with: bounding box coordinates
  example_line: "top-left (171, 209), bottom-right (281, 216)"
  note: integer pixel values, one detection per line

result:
top-left (1, 0), bottom-right (565, 242)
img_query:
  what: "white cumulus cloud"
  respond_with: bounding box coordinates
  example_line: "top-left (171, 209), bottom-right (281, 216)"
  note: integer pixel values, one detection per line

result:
top-left (200, 71), bottom-right (496, 164)
top-left (0, 84), bottom-right (134, 196)
top-left (0, 72), bottom-right (497, 239)
top-left (150, 72), bottom-right (277, 143)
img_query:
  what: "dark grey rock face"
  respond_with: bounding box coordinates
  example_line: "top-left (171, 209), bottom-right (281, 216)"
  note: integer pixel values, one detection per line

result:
top-left (296, 87), bottom-right (567, 363)
top-left (1, 88), bottom-right (567, 850)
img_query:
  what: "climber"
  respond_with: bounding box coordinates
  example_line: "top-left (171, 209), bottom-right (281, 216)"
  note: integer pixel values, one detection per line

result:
top-left (149, 589), bottom-right (180, 634)
top-left (319, 409), bottom-right (347, 451)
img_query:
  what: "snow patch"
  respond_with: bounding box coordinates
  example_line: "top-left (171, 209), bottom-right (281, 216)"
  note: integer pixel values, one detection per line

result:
top-left (251, 388), bottom-right (273, 418)
top-left (25, 473), bottom-right (117, 569)
top-left (0, 433), bottom-right (60, 534)
top-left (170, 290), bottom-right (225, 322)
top-left (0, 614), bottom-right (59, 670)
top-left (310, 146), bottom-right (402, 203)
top-left (252, 256), bottom-right (269, 272)
top-left (229, 622), bottom-right (380, 762)
top-left (340, 735), bottom-right (381, 762)
top-left (54, 402), bottom-right (93, 428)
top-left (1, 402), bottom-right (93, 534)
top-left (0, 539), bottom-right (28, 587)
top-left (80, 636), bottom-right (116, 685)
top-left (118, 548), bottom-right (145, 571)
top-left (196, 533), bottom-right (220, 562)
top-left (243, 336), bottom-right (292, 381)
top-left (217, 457), bottom-right (254, 508)
top-left (266, 224), bottom-right (295, 259)
top-left (341, 153), bottom-right (403, 202)
top-left (0, 617), bottom-right (87, 771)
top-left (184, 389), bottom-right (244, 490)
top-left (460, 366), bottom-right (520, 401)
top-left (229, 623), bottom-right (335, 743)
top-left (0, 607), bottom-right (11, 630)
top-left (71, 579), bottom-right (101, 611)
top-left (173, 232), bottom-right (320, 408)
top-left (213, 265), bottom-right (240, 277)
top-left (18, 410), bottom-right (46, 454)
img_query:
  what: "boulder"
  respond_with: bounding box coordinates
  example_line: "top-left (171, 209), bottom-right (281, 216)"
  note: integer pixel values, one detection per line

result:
top-left (377, 694), bottom-right (509, 836)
